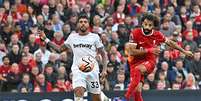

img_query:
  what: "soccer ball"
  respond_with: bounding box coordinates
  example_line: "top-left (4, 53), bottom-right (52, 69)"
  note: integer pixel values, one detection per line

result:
top-left (78, 56), bottom-right (95, 72)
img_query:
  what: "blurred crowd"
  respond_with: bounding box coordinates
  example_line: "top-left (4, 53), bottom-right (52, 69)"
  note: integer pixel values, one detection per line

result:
top-left (0, 0), bottom-right (201, 93)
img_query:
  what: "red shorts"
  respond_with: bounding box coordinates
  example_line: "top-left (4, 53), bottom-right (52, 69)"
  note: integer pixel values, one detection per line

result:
top-left (130, 61), bottom-right (155, 83)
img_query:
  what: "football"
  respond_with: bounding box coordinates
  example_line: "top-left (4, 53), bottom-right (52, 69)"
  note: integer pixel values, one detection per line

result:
top-left (78, 56), bottom-right (95, 72)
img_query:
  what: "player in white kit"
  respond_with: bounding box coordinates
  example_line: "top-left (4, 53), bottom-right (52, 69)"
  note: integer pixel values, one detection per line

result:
top-left (40, 14), bottom-right (108, 101)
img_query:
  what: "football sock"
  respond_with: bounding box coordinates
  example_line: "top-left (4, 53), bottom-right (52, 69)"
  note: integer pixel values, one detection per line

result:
top-left (125, 67), bottom-right (141, 100)
top-left (134, 91), bottom-right (143, 101)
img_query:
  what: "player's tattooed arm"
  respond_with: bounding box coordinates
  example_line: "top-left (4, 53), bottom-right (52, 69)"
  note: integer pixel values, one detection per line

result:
top-left (47, 42), bottom-right (69, 53)
top-left (165, 39), bottom-right (193, 57)
top-left (97, 47), bottom-right (108, 79)
top-left (97, 47), bottom-right (108, 70)
top-left (40, 31), bottom-right (69, 53)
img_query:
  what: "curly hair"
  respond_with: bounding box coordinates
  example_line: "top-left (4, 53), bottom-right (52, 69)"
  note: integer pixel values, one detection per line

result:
top-left (141, 13), bottom-right (160, 28)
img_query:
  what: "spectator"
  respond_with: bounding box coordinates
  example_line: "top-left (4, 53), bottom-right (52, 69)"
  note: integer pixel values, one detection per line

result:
top-left (48, 0), bottom-right (57, 17)
top-left (113, 5), bottom-right (125, 24)
top-left (95, 4), bottom-right (109, 23)
top-left (183, 73), bottom-right (199, 90)
top-left (172, 73), bottom-right (184, 90)
top-left (58, 51), bottom-right (72, 74)
top-left (160, 16), bottom-right (176, 37)
top-left (19, 13), bottom-right (33, 43)
top-left (27, 33), bottom-right (39, 54)
top-left (7, 34), bottom-right (23, 52)
top-left (36, 15), bottom-right (45, 28)
top-left (158, 50), bottom-right (175, 70)
top-left (106, 62), bottom-right (117, 90)
top-left (146, 73), bottom-right (157, 89)
top-left (62, 23), bottom-right (71, 40)
top-left (30, 67), bottom-right (40, 85)
top-left (91, 15), bottom-right (104, 34)
top-left (196, 32), bottom-right (201, 46)
top-left (34, 73), bottom-right (52, 92)
top-left (189, 50), bottom-right (201, 83)
top-left (179, 6), bottom-right (189, 30)
top-left (57, 66), bottom-right (68, 80)
top-left (17, 73), bottom-right (33, 93)
top-left (182, 20), bottom-right (199, 40)
top-left (41, 5), bottom-right (50, 21)
top-left (5, 63), bottom-right (21, 92)
top-left (27, 5), bottom-right (37, 25)
top-left (0, 41), bottom-right (7, 65)
top-left (113, 68), bottom-right (126, 91)
top-left (0, 56), bottom-right (10, 91)
top-left (142, 81), bottom-right (150, 90)
top-left (44, 64), bottom-right (58, 86)
top-left (15, 0), bottom-right (27, 15)
top-left (52, 31), bottom-right (64, 46)
top-left (171, 59), bottom-right (188, 81)
top-left (34, 42), bottom-right (51, 65)
top-left (156, 61), bottom-right (174, 84)
top-left (52, 14), bottom-right (64, 32)
top-left (7, 44), bottom-right (22, 64)
top-left (44, 20), bottom-right (54, 40)
top-left (55, 77), bottom-right (68, 92)
top-left (183, 31), bottom-right (198, 52)
top-left (1, 24), bottom-right (13, 45)
top-left (156, 71), bottom-right (170, 90)
top-left (18, 55), bottom-right (33, 73)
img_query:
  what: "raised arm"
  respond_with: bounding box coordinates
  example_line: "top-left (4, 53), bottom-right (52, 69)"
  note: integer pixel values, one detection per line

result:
top-left (40, 32), bottom-right (69, 53)
top-left (165, 39), bottom-right (193, 57)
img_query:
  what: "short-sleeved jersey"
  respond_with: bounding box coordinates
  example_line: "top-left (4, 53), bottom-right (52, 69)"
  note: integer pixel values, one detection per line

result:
top-left (64, 32), bottom-right (104, 71)
top-left (130, 28), bottom-right (166, 65)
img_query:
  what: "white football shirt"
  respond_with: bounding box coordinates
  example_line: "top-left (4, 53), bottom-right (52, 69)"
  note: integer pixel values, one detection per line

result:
top-left (64, 32), bottom-right (104, 71)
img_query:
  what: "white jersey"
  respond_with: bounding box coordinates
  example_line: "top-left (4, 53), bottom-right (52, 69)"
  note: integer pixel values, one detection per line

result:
top-left (64, 32), bottom-right (103, 71)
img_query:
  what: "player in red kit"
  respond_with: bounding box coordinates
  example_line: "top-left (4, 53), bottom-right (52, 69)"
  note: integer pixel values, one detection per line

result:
top-left (125, 13), bottom-right (193, 101)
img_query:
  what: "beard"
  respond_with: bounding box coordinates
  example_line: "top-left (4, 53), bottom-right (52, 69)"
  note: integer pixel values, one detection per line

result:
top-left (80, 26), bottom-right (87, 32)
top-left (143, 28), bottom-right (152, 35)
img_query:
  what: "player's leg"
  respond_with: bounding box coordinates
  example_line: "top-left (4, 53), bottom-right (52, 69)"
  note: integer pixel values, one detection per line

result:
top-left (87, 71), bottom-right (102, 101)
top-left (91, 93), bottom-right (101, 101)
top-left (72, 71), bottom-right (87, 101)
top-left (125, 64), bottom-right (147, 99)
top-left (130, 62), bottom-right (154, 101)
top-left (133, 82), bottom-right (143, 101)
top-left (74, 87), bottom-right (86, 101)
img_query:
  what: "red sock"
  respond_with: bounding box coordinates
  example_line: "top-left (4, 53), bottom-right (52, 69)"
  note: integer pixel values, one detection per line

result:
top-left (134, 91), bottom-right (143, 101)
top-left (125, 68), bottom-right (141, 100)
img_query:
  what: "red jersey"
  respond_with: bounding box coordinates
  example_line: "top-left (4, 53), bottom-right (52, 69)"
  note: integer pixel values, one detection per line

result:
top-left (130, 28), bottom-right (166, 66)
top-left (0, 65), bottom-right (10, 77)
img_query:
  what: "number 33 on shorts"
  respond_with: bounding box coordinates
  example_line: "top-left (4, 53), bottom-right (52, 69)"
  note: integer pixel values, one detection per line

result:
top-left (90, 81), bottom-right (99, 88)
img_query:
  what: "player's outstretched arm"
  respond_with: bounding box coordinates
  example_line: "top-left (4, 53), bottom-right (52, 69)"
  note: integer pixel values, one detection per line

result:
top-left (40, 32), bottom-right (69, 53)
top-left (165, 39), bottom-right (193, 57)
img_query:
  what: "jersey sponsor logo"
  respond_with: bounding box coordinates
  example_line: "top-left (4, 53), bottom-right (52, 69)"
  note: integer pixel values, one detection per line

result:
top-left (73, 44), bottom-right (92, 49)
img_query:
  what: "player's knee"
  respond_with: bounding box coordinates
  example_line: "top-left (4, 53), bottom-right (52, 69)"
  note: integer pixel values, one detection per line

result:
top-left (136, 65), bottom-right (146, 73)
top-left (74, 87), bottom-right (85, 97)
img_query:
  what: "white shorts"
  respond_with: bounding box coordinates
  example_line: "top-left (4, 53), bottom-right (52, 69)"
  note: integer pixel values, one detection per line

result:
top-left (72, 69), bottom-right (101, 94)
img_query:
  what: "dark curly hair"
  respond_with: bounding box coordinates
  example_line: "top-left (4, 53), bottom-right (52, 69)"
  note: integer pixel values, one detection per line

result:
top-left (141, 13), bottom-right (160, 28)
top-left (78, 13), bottom-right (89, 21)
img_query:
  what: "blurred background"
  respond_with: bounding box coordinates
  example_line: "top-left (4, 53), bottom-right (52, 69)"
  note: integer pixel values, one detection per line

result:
top-left (0, 0), bottom-right (200, 100)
